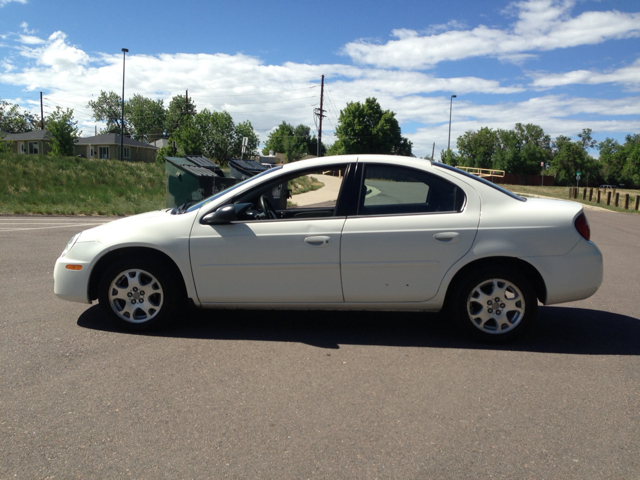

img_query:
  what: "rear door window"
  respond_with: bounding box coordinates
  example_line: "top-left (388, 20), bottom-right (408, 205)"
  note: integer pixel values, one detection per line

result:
top-left (358, 164), bottom-right (465, 216)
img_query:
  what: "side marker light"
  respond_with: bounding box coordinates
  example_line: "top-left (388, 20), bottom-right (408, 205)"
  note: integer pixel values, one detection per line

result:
top-left (65, 265), bottom-right (83, 271)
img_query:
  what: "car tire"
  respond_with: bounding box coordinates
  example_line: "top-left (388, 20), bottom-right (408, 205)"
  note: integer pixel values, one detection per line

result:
top-left (98, 256), bottom-right (179, 331)
top-left (450, 267), bottom-right (537, 343)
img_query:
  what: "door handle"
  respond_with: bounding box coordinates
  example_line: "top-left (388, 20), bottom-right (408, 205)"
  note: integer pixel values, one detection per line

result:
top-left (304, 236), bottom-right (331, 246)
top-left (434, 232), bottom-right (460, 243)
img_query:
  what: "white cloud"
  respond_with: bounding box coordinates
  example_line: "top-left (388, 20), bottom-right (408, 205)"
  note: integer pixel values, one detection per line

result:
top-left (0, 0), bottom-right (27, 6)
top-left (530, 59), bottom-right (640, 89)
top-left (1, 28), bottom-right (638, 157)
top-left (341, 0), bottom-right (640, 69)
top-left (0, 30), bottom-right (529, 146)
top-left (20, 21), bottom-right (34, 34)
top-left (18, 34), bottom-right (44, 45)
top-left (16, 31), bottom-right (90, 68)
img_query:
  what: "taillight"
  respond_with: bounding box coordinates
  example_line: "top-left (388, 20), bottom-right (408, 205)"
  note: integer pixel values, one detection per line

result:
top-left (574, 212), bottom-right (590, 241)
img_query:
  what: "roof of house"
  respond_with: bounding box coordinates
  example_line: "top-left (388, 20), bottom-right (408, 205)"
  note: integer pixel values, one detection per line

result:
top-left (1, 130), bottom-right (52, 141)
top-left (75, 133), bottom-right (158, 149)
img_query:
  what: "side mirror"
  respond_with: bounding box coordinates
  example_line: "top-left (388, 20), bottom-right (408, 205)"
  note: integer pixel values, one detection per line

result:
top-left (201, 204), bottom-right (237, 225)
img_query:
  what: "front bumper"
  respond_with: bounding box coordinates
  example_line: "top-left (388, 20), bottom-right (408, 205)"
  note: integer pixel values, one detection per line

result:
top-left (53, 241), bottom-right (106, 304)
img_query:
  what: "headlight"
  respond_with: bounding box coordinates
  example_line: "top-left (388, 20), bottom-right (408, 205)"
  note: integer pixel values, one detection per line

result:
top-left (61, 232), bottom-right (82, 258)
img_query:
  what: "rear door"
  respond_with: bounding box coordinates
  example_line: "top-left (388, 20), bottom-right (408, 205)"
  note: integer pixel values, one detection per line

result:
top-left (340, 163), bottom-right (480, 303)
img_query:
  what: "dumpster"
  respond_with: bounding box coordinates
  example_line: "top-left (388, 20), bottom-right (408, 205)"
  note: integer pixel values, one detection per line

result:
top-left (228, 159), bottom-right (285, 209)
top-left (164, 156), bottom-right (237, 208)
top-left (228, 159), bottom-right (271, 180)
top-left (185, 155), bottom-right (227, 177)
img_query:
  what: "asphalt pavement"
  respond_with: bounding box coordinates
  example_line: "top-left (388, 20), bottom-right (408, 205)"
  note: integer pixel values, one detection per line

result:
top-left (1, 211), bottom-right (639, 479)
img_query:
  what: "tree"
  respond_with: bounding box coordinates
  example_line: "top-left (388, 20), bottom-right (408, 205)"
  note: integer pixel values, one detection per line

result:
top-left (597, 138), bottom-right (623, 184)
top-left (45, 106), bottom-right (80, 156)
top-left (262, 122), bottom-right (307, 162)
top-left (0, 99), bottom-right (38, 133)
top-left (456, 127), bottom-right (497, 169)
top-left (171, 114), bottom-right (203, 156)
top-left (453, 123), bottom-right (551, 174)
top-left (232, 120), bottom-right (260, 159)
top-left (621, 134), bottom-right (640, 187)
top-left (600, 134), bottom-right (640, 187)
top-left (578, 128), bottom-right (598, 150)
top-left (127, 94), bottom-right (166, 142)
top-left (551, 135), bottom-right (595, 185)
top-left (333, 97), bottom-right (412, 156)
top-left (440, 148), bottom-right (458, 165)
top-left (196, 109), bottom-right (236, 165)
top-left (87, 91), bottom-right (130, 135)
top-left (165, 94), bottom-right (196, 138)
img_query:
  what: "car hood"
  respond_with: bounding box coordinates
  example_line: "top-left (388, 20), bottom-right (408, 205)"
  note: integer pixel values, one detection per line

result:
top-left (77, 209), bottom-right (196, 247)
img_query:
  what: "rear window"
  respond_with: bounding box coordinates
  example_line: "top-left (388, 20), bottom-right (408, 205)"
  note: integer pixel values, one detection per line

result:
top-left (433, 163), bottom-right (526, 202)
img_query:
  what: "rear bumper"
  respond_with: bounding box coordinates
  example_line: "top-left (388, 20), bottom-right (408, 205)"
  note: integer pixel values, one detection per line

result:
top-left (527, 238), bottom-right (603, 305)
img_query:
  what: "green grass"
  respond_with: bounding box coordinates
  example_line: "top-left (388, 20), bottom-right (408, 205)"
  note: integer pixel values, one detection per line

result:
top-left (0, 153), bottom-right (166, 215)
top-left (501, 184), bottom-right (640, 214)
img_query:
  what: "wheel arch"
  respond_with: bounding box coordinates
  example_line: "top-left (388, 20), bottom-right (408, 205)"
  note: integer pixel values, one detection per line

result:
top-left (88, 247), bottom-right (188, 302)
top-left (444, 256), bottom-right (547, 307)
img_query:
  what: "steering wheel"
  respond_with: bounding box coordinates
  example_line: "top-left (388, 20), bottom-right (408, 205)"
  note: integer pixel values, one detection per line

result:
top-left (260, 195), bottom-right (277, 219)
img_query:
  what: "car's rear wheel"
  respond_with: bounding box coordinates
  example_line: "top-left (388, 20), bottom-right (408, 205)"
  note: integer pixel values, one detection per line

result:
top-left (98, 257), bottom-right (178, 331)
top-left (450, 268), bottom-right (537, 343)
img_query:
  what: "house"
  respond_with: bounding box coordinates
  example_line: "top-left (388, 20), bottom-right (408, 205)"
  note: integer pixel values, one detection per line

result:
top-left (0, 129), bottom-right (52, 155)
top-left (151, 138), bottom-right (170, 148)
top-left (74, 134), bottom-right (158, 162)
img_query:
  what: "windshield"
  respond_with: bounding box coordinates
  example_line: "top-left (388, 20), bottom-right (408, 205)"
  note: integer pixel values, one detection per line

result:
top-left (433, 163), bottom-right (526, 202)
top-left (186, 166), bottom-right (283, 213)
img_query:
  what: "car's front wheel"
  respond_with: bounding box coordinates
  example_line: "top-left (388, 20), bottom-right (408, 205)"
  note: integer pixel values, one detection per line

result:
top-left (450, 268), bottom-right (537, 343)
top-left (98, 257), bottom-right (178, 331)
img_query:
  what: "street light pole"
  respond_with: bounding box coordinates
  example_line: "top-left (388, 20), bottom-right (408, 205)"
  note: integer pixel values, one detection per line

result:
top-left (447, 94), bottom-right (457, 151)
top-left (121, 48), bottom-right (129, 162)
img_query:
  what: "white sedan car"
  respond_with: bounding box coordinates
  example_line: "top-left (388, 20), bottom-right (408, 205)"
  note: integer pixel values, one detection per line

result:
top-left (54, 155), bottom-right (603, 342)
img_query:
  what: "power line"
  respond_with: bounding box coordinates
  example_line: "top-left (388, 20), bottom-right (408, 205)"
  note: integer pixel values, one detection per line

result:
top-left (193, 85), bottom-right (317, 99)
top-left (204, 95), bottom-right (317, 107)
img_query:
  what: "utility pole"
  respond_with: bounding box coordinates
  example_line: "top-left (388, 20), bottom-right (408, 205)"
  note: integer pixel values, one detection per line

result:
top-left (120, 48), bottom-right (128, 162)
top-left (40, 92), bottom-right (44, 130)
top-left (185, 90), bottom-right (189, 115)
top-left (447, 94), bottom-right (457, 151)
top-left (314, 75), bottom-right (326, 157)
top-left (431, 142), bottom-right (435, 160)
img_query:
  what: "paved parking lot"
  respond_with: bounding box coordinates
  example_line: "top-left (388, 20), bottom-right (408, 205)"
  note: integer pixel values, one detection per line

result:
top-left (1, 211), bottom-right (639, 478)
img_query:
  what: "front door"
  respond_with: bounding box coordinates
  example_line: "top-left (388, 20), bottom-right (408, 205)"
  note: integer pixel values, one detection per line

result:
top-left (190, 217), bottom-right (346, 304)
top-left (190, 164), bottom-right (350, 305)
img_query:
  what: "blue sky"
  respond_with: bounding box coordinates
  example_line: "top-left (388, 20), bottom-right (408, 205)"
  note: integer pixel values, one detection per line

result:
top-left (1, 0), bottom-right (639, 157)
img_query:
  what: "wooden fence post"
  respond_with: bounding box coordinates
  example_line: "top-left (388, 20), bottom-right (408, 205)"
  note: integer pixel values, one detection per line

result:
top-left (589, 188), bottom-right (593, 201)
top-left (624, 194), bottom-right (629, 209)
top-left (636, 195), bottom-right (640, 211)
top-left (607, 191), bottom-right (612, 205)
top-left (615, 192), bottom-right (619, 207)
top-left (582, 188), bottom-right (586, 200)
top-left (597, 190), bottom-right (601, 203)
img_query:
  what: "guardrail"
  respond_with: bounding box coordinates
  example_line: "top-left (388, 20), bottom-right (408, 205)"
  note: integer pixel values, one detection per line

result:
top-left (455, 166), bottom-right (505, 177)
top-left (568, 187), bottom-right (640, 211)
